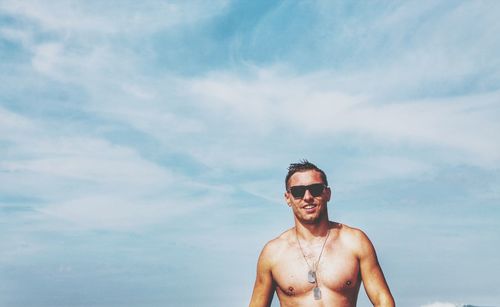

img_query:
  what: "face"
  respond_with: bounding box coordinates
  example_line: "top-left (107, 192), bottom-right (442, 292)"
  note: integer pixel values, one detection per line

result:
top-left (284, 170), bottom-right (331, 225)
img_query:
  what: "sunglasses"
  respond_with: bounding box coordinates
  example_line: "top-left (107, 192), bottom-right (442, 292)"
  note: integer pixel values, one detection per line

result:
top-left (288, 183), bottom-right (326, 199)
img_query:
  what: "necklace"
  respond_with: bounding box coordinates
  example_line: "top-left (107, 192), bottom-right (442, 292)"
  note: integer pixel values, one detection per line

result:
top-left (295, 227), bottom-right (330, 300)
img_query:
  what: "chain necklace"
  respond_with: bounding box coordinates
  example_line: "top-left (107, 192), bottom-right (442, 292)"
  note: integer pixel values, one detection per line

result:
top-left (295, 227), bottom-right (330, 300)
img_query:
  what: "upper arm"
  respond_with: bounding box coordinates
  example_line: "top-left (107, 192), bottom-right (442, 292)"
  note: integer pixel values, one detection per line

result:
top-left (356, 230), bottom-right (395, 307)
top-left (249, 244), bottom-right (275, 307)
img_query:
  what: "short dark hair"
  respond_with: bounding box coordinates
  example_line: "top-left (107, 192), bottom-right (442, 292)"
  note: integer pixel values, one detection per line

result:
top-left (285, 160), bottom-right (328, 190)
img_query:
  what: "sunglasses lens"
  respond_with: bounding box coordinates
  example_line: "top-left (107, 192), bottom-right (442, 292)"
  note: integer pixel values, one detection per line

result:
top-left (308, 184), bottom-right (325, 197)
top-left (289, 184), bottom-right (325, 198)
top-left (290, 186), bottom-right (306, 198)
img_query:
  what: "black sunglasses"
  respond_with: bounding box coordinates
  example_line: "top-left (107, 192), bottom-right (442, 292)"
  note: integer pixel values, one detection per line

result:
top-left (289, 183), bottom-right (326, 199)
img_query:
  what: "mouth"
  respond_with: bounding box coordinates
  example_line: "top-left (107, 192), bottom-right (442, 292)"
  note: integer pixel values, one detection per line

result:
top-left (302, 204), bottom-right (317, 213)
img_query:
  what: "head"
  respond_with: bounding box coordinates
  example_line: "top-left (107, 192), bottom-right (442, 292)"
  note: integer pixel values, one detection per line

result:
top-left (285, 160), bottom-right (328, 190)
top-left (284, 160), bottom-right (331, 225)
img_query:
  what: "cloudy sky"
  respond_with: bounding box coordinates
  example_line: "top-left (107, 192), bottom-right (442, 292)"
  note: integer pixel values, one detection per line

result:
top-left (1, 1), bottom-right (499, 306)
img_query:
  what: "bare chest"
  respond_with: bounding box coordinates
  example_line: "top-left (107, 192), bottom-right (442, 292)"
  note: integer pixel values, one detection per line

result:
top-left (272, 244), bottom-right (360, 299)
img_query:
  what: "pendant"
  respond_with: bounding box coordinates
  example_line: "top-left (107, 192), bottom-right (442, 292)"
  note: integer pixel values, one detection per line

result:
top-left (307, 270), bottom-right (316, 283)
top-left (313, 286), bottom-right (321, 300)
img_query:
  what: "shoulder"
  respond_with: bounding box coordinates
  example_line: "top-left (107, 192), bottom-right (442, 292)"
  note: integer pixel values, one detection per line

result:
top-left (259, 228), bottom-right (295, 265)
top-left (336, 223), bottom-right (374, 257)
top-left (337, 223), bottom-right (369, 240)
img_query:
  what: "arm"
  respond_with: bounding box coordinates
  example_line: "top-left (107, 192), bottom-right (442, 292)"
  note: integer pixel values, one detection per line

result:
top-left (357, 231), bottom-right (395, 307)
top-left (249, 245), bottom-right (275, 307)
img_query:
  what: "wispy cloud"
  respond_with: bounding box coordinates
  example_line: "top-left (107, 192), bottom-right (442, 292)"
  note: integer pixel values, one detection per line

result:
top-left (421, 303), bottom-right (458, 307)
top-left (187, 68), bottom-right (500, 168)
top-left (1, 1), bottom-right (499, 306)
top-left (1, 0), bottom-right (498, 237)
top-left (0, 105), bottom-right (225, 230)
top-left (0, 0), bottom-right (230, 34)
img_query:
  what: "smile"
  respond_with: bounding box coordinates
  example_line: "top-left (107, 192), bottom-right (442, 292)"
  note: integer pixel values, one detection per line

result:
top-left (303, 204), bottom-right (317, 210)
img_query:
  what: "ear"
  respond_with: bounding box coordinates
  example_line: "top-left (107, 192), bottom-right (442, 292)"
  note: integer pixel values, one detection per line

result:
top-left (284, 192), bottom-right (292, 207)
top-left (324, 187), bottom-right (332, 202)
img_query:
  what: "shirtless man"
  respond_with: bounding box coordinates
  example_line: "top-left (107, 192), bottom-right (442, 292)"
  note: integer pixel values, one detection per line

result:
top-left (249, 161), bottom-right (394, 307)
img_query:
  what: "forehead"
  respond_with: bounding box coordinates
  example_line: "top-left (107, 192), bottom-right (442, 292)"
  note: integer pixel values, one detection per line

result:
top-left (288, 170), bottom-right (324, 186)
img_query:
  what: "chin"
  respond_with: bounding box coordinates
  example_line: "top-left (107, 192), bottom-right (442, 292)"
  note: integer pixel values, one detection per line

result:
top-left (300, 216), bottom-right (321, 225)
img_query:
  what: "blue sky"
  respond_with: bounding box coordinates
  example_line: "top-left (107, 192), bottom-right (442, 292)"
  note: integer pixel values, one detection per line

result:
top-left (1, 1), bottom-right (499, 306)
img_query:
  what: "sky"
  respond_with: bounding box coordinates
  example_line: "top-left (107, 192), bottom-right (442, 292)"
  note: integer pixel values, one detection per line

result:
top-left (0, 1), bottom-right (499, 306)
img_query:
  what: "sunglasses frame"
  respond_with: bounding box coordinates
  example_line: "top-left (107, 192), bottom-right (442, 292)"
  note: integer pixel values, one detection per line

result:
top-left (288, 183), bottom-right (327, 199)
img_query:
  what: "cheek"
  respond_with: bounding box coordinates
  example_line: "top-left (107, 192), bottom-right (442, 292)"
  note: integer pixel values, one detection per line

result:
top-left (292, 204), bottom-right (306, 215)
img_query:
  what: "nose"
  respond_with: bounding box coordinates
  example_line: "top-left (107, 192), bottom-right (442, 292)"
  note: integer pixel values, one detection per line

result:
top-left (303, 189), bottom-right (314, 201)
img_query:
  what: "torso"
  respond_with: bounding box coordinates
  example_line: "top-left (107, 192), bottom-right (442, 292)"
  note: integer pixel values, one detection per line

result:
top-left (269, 223), bottom-right (361, 307)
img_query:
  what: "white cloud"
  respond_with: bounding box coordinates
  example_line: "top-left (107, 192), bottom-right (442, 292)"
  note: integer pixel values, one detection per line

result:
top-left (0, 109), bottom-right (205, 230)
top-left (40, 195), bottom-right (194, 230)
top-left (121, 84), bottom-right (156, 100)
top-left (0, 0), bottom-right (230, 82)
top-left (341, 155), bottom-right (433, 183)
top-left (0, 136), bottom-right (224, 230)
top-left (300, 1), bottom-right (500, 109)
top-left (31, 42), bottom-right (64, 75)
top-left (0, 106), bottom-right (36, 133)
top-left (0, 26), bottom-right (32, 47)
top-left (0, 233), bottom-right (45, 264)
top-left (0, 3), bottom-right (498, 307)
top-left (1, 0), bottom-right (499, 234)
top-left (99, 104), bottom-right (206, 137)
top-left (2, 135), bottom-right (171, 185)
top-left (420, 302), bottom-right (458, 307)
top-left (0, 0), bottom-right (229, 35)
top-left (186, 69), bottom-right (500, 168)
top-left (240, 179), bottom-right (283, 205)
top-left (4, 0), bottom-right (497, 174)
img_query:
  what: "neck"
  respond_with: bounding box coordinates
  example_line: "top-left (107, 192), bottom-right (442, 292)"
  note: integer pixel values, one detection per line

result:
top-left (295, 218), bottom-right (330, 241)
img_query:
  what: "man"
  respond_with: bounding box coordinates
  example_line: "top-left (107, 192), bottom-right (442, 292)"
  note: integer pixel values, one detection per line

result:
top-left (249, 160), bottom-right (394, 307)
